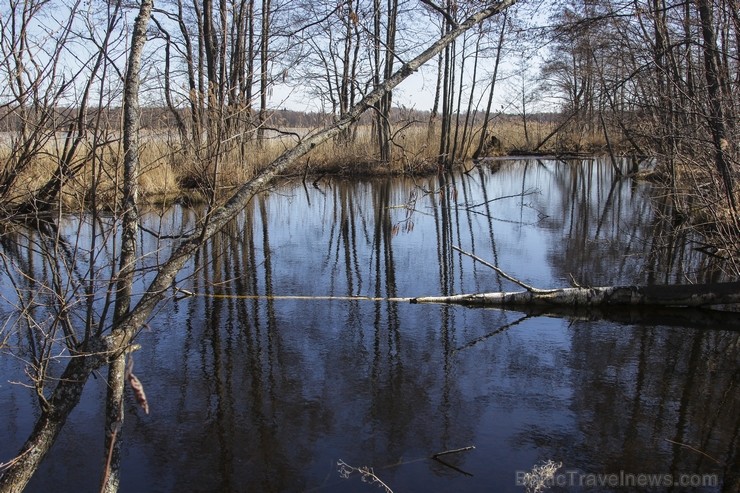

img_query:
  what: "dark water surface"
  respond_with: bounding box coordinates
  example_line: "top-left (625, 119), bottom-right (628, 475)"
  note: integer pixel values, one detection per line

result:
top-left (1, 159), bottom-right (737, 492)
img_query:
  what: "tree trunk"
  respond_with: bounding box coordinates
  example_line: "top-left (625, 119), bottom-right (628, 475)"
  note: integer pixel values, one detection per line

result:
top-left (411, 282), bottom-right (740, 308)
top-left (474, 12), bottom-right (506, 159)
top-left (428, 49), bottom-right (443, 140)
top-left (257, 0), bottom-right (270, 143)
top-left (104, 0), bottom-right (152, 489)
top-left (100, 355), bottom-right (126, 493)
top-left (0, 0), bottom-right (152, 490)
top-left (450, 30), bottom-right (470, 162)
top-left (459, 28), bottom-right (483, 160)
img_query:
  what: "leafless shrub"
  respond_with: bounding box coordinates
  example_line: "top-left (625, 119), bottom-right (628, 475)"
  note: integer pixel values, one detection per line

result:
top-left (337, 459), bottom-right (394, 493)
top-left (520, 460), bottom-right (562, 493)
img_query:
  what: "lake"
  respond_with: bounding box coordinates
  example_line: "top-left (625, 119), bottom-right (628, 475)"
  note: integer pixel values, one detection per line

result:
top-left (0, 158), bottom-right (737, 492)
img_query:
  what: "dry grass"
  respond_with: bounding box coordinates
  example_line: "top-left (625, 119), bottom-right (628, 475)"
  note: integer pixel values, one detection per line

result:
top-left (0, 119), bottom-right (615, 211)
top-left (646, 155), bottom-right (740, 275)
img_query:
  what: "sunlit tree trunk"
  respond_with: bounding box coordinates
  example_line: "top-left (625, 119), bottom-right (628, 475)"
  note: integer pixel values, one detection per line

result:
top-left (450, 30), bottom-right (471, 162)
top-left (378, 0), bottom-right (398, 164)
top-left (428, 49), bottom-right (443, 140)
top-left (474, 12), bottom-right (506, 159)
top-left (173, 0), bottom-right (202, 154)
top-left (372, 0), bottom-right (397, 164)
top-left (101, 0), bottom-right (152, 490)
top-left (438, 0), bottom-right (456, 170)
top-left (459, 27), bottom-right (483, 160)
top-left (257, 0), bottom-right (270, 143)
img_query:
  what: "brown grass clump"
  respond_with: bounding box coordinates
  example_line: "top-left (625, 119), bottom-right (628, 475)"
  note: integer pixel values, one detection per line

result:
top-left (137, 137), bottom-right (184, 204)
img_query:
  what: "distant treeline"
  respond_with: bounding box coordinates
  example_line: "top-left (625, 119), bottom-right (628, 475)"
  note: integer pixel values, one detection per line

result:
top-left (0, 0), bottom-right (737, 235)
top-left (0, 105), bottom-right (560, 132)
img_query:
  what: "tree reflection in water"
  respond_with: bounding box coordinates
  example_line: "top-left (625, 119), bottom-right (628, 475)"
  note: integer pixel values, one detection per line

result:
top-left (0, 159), bottom-right (736, 492)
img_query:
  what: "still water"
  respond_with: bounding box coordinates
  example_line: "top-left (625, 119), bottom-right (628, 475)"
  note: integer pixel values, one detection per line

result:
top-left (0, 159), bottom-right (737, 492)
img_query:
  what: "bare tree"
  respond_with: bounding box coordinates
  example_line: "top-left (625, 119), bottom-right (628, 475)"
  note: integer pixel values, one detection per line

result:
top-left (0, 0), bottom-right (117, 212)
top-left (0, 1), bottom-right (518, 491)
top-left (697, 0), bottom-right (737, 214)
top-left (473, 11), bottom-right (507, 159)
top-left (101, 0), bottom-right (154, 490)
top-left (539, 0), bottom-right (738, 228)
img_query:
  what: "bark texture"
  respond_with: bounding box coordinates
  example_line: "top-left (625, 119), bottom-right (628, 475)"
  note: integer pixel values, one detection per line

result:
top-left (411, 282), bottom-right (740, 308)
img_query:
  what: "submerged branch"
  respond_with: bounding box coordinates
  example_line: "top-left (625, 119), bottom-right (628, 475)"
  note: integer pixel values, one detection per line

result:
top-left (432, 446), bottom-right (476, 459)
top-left (451, 245), bottom-right (547, 293)
top-left (431, 446), bottom-right (476, 477)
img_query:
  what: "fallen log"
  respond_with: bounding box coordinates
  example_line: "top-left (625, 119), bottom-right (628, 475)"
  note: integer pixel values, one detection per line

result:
top-left (410, 281), bottom-right (740, 308)
top-left (416, 246), bottom-right (740, 309)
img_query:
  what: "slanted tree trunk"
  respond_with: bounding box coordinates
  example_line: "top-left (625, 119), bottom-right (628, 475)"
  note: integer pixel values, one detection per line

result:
top-left (474, 12), bottom-right (506, 160)
top-left (0, 3), bottom-right (518, 491)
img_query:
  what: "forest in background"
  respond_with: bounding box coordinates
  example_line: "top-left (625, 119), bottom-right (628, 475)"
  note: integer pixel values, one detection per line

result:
top-left (0, 0), bottom-right (738, 211)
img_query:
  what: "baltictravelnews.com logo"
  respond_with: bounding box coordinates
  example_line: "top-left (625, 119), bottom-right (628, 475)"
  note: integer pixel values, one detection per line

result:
top-left (515, 460), bottom-right (719, 491)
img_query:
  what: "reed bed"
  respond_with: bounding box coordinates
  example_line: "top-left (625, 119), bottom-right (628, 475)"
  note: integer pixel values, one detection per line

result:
top-left (0, 118), bottom-right (624, 210)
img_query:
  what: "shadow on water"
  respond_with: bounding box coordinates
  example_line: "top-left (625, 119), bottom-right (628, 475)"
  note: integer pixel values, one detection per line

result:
top-left (0, 159), bottom-right (737, 492)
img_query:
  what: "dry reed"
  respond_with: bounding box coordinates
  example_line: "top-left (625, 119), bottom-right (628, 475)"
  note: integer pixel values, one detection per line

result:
top-left (0, 119), bottom-right (621, 211)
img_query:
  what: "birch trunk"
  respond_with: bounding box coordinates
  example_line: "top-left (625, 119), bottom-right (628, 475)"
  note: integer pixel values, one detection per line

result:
top-left (411, 282), bottom-right (740, 308)
top-left (100, 0), bottom-right (152, 490)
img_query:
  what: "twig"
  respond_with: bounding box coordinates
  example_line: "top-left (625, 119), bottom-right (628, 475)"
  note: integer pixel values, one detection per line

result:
top-left (419, 0), bottom-right (458, 28)
top-left (464, 188), bottom-right (539, 209)
top-left (337, 460), bottom-right (394, 493)
top-left (168, 291), bottom-right (413, 302)
top-left (432, 445), bottom-right (475, 458)
top-left (99, 422), bottom-right (121, 493)
top-left (312, 173), bottom-right (326, 190)
top-left (451, 245), bottom-right (548, 293)
top-left (431, 446), bottom-right (476, 476)
top-left (664, 438), bottom-right (721, 464)
top-left (568, 273), bottom-right (583, 288)
top-left (432, 457), bottom-right (474, 476)
top-left (0, 447), bottom-right (34, 475)
top-left (140, 224), bottom-right (195, 240)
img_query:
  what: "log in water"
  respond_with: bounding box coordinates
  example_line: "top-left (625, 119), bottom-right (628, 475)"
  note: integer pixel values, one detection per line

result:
top-left (412, 281), bottom-right (740, 308)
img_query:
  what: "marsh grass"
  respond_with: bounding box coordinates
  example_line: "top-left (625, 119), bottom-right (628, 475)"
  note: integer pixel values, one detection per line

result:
top-left (0, 119), bottom-right (617, 210)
